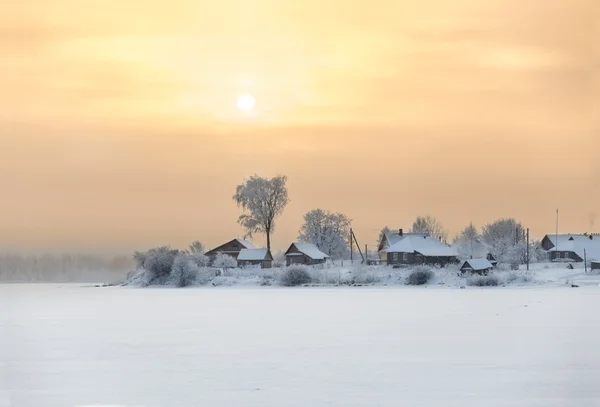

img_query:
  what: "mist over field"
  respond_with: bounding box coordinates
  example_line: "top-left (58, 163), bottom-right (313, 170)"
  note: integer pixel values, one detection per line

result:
top-left (0, 253), bottom-right (132, 283)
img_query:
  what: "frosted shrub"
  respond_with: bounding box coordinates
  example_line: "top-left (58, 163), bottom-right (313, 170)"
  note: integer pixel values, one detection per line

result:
top-left (350, 266), bottom-right (381, 284)
top-left (467, 274), bottom-right (500, 287)
top-left (171, 254), bottom-right (200, 287)
top-left (406, 267), bottom-right (434, 285)
top-left (280, 265), bottom-right (312, 286)
top-left (135, 246), bottom-right (180, 285)
top-left (213, 253), bottom-right (238, 269)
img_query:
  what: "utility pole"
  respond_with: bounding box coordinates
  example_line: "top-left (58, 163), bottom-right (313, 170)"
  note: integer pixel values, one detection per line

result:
top-left (556, 209), bottom-right (559, 256)
top-left (526, 228), bottom-right (530, 271)
top-left (351, 229), bottom-right (365, 262)
top-left (584, 249), bottom-right (587, 273)
top-left (350, 228), bottom-right (353, 262)
top-left (365, 244), bottom-right (368, 264)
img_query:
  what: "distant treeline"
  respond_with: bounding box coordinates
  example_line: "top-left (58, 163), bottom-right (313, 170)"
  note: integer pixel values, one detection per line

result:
top-left (0, 253), bottom-right (134, 282)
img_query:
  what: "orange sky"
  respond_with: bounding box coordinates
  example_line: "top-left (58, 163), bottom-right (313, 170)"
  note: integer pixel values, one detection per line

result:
top-left (1, 0), bottom-right (598, 253)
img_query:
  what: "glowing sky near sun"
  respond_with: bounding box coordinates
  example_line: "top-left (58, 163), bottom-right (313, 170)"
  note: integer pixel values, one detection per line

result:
top-left (1, 0), bottom-right (598, 252)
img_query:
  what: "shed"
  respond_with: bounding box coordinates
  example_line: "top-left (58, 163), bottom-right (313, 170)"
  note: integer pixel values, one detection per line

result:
top-left (237, 248), bottom-right (273, 269)
top-left (460, 258), bottom-right (494, 275)
top-left (285, 242), bottom-right (329, 266)
top-left (592, 261), bottom-right (600, 271)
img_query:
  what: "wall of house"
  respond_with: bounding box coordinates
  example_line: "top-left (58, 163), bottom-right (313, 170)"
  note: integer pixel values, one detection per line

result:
top-left (238, 259), bottom-right (272, 269)
top-left (387, 252), bottom-right (457, 266)
top-left (551, 251), bottom-right (583, 262)
top-left (541, 236), bottom-right (555, 251)
top-left (592, 262), bottom-right (600, 270)
top-left (206, 240), bottom-right (247, 260)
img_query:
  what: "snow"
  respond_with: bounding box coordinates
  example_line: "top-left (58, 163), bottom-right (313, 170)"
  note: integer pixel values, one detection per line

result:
top-left (460, 258), bottom-right (494, 271)
top-left (383, 235), bottom-right (458, 257)
top-left (237, 248), bottom-right (269, 261)
top-left (382, 232), bottom-right (428, 249)
top-left (2, 282), bottom-right (600, 407)
top-left (288, 243), bottom-right (329, 260)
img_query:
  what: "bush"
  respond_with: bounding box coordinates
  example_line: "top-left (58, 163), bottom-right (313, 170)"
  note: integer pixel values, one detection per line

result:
top-left (136, 246), bottom-right (180, 285)
top-left (171, 254), bottom-right (199, 287)
top-left (280, 265), bottom-right (312, 286)
top-left (213, 252), bottom-right (238, 269)
top-left (406, 267), bottom-right (434, 285)
top-left (467, 274), bottom-right (500, 287)
top-left (349, 266), bottom-right (381, 284)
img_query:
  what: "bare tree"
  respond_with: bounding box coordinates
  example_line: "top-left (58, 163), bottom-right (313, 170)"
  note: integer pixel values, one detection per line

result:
top-left (232, 174), bottom-right (289, 251)
top-left (188, 240), bottom-right (205, 254)
top-left (410, 215), bottom-right (448, 242)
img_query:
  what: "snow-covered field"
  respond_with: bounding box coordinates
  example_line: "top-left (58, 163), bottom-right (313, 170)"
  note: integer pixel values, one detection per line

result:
top-left (2, 280), bottom-right (600, 407)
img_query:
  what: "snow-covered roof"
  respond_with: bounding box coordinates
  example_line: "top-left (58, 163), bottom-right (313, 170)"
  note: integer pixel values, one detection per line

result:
top-left (383, 235), bottom-right (458, 257)
top-left (289, 243), bottom-right (329, 260)
top-left (237, 248), bottom-right (269, 261)
top-left (383, 232), bottom-right (429, 248)
top-left (460, 258), bottom-right (494, 271)
top-left (543, 234), bottom-right (594, 248)
top-left (235, 239), bottom-right (256, 249)
top-left (547, 237), bottom-right (600, 261)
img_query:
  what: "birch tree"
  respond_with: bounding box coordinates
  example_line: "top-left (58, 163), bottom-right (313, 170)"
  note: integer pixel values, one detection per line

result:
top-left (232, 174), bottom-right (289, 250)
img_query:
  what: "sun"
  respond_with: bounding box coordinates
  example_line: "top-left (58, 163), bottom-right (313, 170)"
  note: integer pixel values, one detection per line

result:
top-left (236, 93), bottom-right (256, 112)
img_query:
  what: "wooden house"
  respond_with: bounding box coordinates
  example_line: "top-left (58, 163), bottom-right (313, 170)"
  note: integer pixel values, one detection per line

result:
top-left (459, 258), bottom-right (494, 275)
top-left (285, 242), bottom-right (329, 266)
top-left (205, 238), bottom-right (256, 263)
top-left (382, 234), bottom-right (458, 266)
top-left (237, 248), bottom-right (273, 269)
top-left (546, 234), bottom-right (600, 263)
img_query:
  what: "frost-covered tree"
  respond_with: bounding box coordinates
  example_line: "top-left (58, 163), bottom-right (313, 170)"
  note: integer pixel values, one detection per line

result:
top-left (377, 226), bottom-right (391, 248)
top-left (298, 209), bottom-right (351, 259)
top-left (213, 252), bottom-right (238, 269)
top-left (233, 174), bottom-right (289, 250)
top-left (188, 240), bottom-right (205, 254)
top-left (452, 223), bottom-right (485, 259)
top-left (171, 253), bottom-right (201, 287)
top-left (410, 215), bottom-right (448, 242)
top-left (481, 218), bottom-right (524, 264)
top-left (132, 246), bottom-right (180, 285)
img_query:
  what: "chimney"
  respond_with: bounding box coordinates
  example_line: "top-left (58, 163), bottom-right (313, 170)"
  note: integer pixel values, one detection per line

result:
top-left (590, 235), bottom-right (594, 240)
top-left (399, 229), bottom-right (403, 236)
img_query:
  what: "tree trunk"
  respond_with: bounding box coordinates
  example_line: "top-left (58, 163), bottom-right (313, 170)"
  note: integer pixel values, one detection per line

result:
top-left (266, 228), bottom-right (271, 251)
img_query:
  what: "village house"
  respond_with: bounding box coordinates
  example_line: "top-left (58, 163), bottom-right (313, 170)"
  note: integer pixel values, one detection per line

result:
top-left (459, 258), bottom-right (494, 275)
top-left (382, 234), bottom-right (458, 266)
top-left (592, 261), bottom-right (600, 271)
top-left (377, 229), bottom-right (429, 260)
top-left (237, 248), bottom-right (273, 269)
top-left (543, 233), bottom-right (600, 262)
top-left (204, 238), bottom-right (256, 263)
top-left (285, 242), bottom-right (329, 266)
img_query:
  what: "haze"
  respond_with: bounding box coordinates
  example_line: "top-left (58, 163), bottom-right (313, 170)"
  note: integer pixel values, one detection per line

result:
top-left (1, 0), bottom-right (598, 253)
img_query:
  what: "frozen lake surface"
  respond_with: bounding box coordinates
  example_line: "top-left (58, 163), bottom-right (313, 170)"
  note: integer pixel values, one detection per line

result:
top-left (2, 284), bottom-right (600, 407)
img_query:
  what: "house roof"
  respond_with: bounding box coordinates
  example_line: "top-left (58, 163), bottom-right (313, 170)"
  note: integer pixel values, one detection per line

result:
top-left (287, 242), bottom-right (329, 260)
top-left (383, 232), bottom-right (428, 247)
top-left (547, 237), bottom-right (600, 261)
top-left (237, 248), bottom-right (270, 261)
top-left (205, 238), bottom-right (256, 255)
top-left (235, 239), bottom-right (256, 249)
top-left (460, 258), bottom-right (494, 271)
top-left (383, 235), bottom-right (458, 257)
top-left (543, 234), bottom-right (592, 248)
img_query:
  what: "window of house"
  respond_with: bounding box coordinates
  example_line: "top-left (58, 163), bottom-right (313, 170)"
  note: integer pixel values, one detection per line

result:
top-left (402, 253), bottom-right (408, 261)
top-left (393, 253), bottom-right (398, 261)
top-left (556, 252), bottom-right (561, 259)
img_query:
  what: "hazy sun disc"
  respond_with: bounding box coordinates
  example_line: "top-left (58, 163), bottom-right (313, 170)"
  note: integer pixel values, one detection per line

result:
top-left (237, 93), bottom-right (256, 111)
